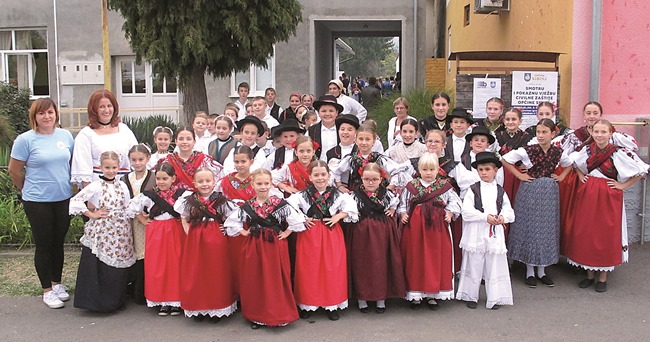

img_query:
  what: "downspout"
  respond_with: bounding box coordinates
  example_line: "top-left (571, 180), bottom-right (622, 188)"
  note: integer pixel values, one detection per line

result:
top-left (53, 0), bottom-right (61, 110)
top-left (413, 0), bottom-right (417, 89)
top-left (589, 1), bottom-right (602, 100)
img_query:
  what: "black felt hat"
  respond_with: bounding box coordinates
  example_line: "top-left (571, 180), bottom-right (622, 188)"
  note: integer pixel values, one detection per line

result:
top-left (271, 118), bottom-right (305, 137)
top-left (236, 116), bottom-right (265, 137)
top-left (465, 126), bottom-right (496, 144)
top-left (313, 94), bottom-right (344, 113)
top-left (471, 151), bottom-right (502, 169)
top-left (448, 107), bottom-right (474, 124)
top-left (335, 114), bottom-right (360, 130)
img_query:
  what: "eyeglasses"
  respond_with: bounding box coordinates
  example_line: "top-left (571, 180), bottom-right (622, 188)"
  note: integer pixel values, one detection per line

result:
top-left (362, 178), bottom-right (381, 183)
top-left (425, 139), bottom-right (443, 144)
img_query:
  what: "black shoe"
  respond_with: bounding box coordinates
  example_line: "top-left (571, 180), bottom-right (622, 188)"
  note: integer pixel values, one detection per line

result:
top-left (250, 322), bottom-right (262, 329)
top-left (490, 305), bottom-right (500, 310)
top-left (525, 276), bottom-right (537, 288)
top-left (299, 310), bottom-right (312, 319)
top-left (578, 278), bottom-right (595, 288)
top-left (375, 307), bottom-right (386, 314)
top-left (170, 307), bottom-right (182, 316)
top-left (209, 316), bottom-right (221, 323)
top-left (193, 315), bottom-right (205, 322)
top-left (466, 301), bottom-right (478, 309)
top-left (359, 306), bottom-right (370, 313)
top-left (538, 275), bottom-right (555, 287)
top-left (595, 281), bottom-right (607, 292)
top-left (327, 310), bottom-right (339, 321)
top-left (158, 305), bottom-right (170, 316)
top-left (427, 300), bottom-right (439, 311)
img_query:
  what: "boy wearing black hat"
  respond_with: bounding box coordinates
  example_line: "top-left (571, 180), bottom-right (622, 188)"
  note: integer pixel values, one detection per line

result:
top-left (307, 95), bottom-right (343, 161)
top-left (326, 114), bottom-right (360, 164)
top-left (444, 108), bottom-right (473, 163)
top-left (264, 118), bottom-right (305, 170)
top-left (456, 152), bottom-right (514, 310)
top-left (221, 116), bottom-right (268, 175)
top-left (455, 126), bottom-right (504, 198)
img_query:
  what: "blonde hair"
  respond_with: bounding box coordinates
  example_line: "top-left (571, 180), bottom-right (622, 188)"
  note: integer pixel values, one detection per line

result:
top-left (194, 111), bottom-right (209, 120)
top-left (418, 152), bottom-right (439, 170)
top-left (426, 129), bottom-right (446, 142)
top-left (357, 122), bottom-right (377, 135)
top-left (193, 167), bottom-right (215, 179)
top-left (393, 97), bottom-right (409, 110)
top-left (99, 151), bottom-right (120, 166)
top-left (250, 168), bottom-right (272, 181)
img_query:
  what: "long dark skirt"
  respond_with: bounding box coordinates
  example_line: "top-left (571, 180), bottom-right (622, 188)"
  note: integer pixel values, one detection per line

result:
top-left (74, 246), bottom-right (129, 313)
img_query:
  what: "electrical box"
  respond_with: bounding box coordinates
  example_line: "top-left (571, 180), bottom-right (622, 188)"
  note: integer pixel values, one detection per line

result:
top-left (474, 0), bottom-right (510, 14)
top-left (60, 63), bottom-right (83, 85)
top-left (60, 62), bottom-right (104, 85)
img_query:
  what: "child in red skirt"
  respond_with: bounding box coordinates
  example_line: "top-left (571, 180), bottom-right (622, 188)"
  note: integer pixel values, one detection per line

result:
top-left (127, 162), bottom-right (185, 316)
top-left (224, 169), bottom-right (306, 329)
top-left (349, 163), bottom-right (406, 314)
top-left (398, 152), bottom-right (461, 310)
top-left (287, 160), bottom-right (358, 321)
top-left (174, 167), bottom-right (239, 322)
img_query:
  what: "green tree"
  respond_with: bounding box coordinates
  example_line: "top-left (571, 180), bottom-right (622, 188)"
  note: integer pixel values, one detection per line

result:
top-left (0, 81), bottom-right (30, 140)
top-left (339, 37), bottom-right (396, 80)
top-left (109, 0), bottom-right (302, 123)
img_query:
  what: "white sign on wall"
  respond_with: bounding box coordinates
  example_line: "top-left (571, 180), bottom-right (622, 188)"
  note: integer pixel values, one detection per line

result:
top-left (512, 71), bottom-right (558, 115)
top-left (472, 78), bottom-right (501, 118)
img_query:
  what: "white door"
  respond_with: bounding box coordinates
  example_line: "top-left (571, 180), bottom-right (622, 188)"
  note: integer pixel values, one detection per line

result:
top-left (115, 56), bottom-right (179, 120)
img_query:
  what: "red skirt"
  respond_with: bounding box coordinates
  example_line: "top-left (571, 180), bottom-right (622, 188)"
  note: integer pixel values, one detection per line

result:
top-left (239, 228), bottom-right (298, 326)
top-left (144, 218), bottom-right (183, 305)
top-left (350, 217), bottom-right (406, 300)
top-left (566, 177), bottom-right (624, 267)
top-left (557, 168), bottom-right (580, 255)
top-left (228, 234), bottom-right (246, 295)
top-left (294, 221), bottom-right (347, 308)
top-left (180, 222), bottom-right (236, 313)
top-left (503, 165), bottom-right (522, 205)
top-left (400, 206), bottom-right (454, 294)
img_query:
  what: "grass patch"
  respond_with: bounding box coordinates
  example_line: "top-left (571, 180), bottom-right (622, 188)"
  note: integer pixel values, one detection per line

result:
top-left (0, 247), bottom-right (80, 297)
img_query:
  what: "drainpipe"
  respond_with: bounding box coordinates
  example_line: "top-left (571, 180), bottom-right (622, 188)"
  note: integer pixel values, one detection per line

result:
top-left (589, 1), bottom-right (602, 100)
top-left (413, 0), bottom-right (418, 89)
top-left (101, 0), bottom-right (111, 91)
top-left (53, 0), bottom-right (60, 110)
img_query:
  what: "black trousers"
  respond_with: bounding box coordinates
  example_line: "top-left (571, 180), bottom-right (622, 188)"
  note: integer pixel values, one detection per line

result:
top-left (22, 199), bottom-right (71, 289)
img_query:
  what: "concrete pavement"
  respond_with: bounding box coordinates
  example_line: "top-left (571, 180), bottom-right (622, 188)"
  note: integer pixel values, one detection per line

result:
top-left (2, 244), bottom-right (650, 341)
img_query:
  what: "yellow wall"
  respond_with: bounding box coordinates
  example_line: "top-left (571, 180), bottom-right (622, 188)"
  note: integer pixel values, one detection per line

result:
top-left (425, 58), bottom-right (448, 91)
top-left (445, 0), bottom-right (573, 122)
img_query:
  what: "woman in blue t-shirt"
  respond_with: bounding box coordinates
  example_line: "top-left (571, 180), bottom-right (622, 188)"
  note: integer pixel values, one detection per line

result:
top-left (8, 98), bottom-right (74, 309)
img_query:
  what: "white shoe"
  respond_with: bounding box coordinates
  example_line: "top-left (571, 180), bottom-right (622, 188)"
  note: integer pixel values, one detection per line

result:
top-left (43, 290), bottom-right (64, 309)
top-left (52, 284), bottom-right (70, 302)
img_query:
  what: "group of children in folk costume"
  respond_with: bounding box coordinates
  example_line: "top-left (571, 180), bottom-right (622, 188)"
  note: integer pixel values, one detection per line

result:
top-left (68, 91), bottom-right (649, 326)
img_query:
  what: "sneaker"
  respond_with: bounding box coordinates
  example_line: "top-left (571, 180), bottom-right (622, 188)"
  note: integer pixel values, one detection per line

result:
top-left (525, 276), bottom-right (537, 288)
top-left (52, 284), bottom-right (70, 302)
top-left (158, 305), bottom-right (170, 316)
top-left (538, 275), bottom-right (555, 287)
top-left (170, 307), bottom-right (182, 316)
top-left (43, 290), bottom-right (64, 309)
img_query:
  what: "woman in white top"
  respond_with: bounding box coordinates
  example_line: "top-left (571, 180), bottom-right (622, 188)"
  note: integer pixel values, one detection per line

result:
top-left (71, 90), bottom-right (137, 187)
top-left (387, 97), bottom-right (416, 148)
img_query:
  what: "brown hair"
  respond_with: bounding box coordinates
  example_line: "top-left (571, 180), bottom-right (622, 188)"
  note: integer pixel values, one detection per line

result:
top-left (99, 150), bottom-right (120, 166)
top-left (29, 98), bottom-right (59, 130)
top-left (87, 90), bottom-right (120, 129)
top-left (504, 107), bottom-right (523, 119)
top-left (426, 129), bottom-right (446, 142)
top-left (361, 162), bottom-right (384, 178)
top-left (309, 160), bottom-right (330, 174)
top-left (393, 97), bottom-right (410, 110)
top-left (593, 119), bottom-right (614, 133)
top-left (293, 136), bottom-right (317, 162)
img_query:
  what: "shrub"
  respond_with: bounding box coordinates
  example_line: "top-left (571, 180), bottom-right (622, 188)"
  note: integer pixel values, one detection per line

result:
top-left (0, 81), bottom-right (31, 136)
top-left (370, 88), bottom-right (455, 147)
top-left (122, 115), bottom-right (179, 151)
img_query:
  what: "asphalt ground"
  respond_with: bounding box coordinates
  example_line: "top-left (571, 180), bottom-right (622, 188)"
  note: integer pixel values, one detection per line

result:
top-left (2, 244), bottom-right (650, 342)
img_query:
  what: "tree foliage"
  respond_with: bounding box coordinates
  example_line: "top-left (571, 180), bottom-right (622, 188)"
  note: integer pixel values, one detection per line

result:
top-left (0, 81), bottom-right (30, 143)
top-left (339, 37), bottom-right (396, 80)
top-left (109, 0), bottom-right (303, 122)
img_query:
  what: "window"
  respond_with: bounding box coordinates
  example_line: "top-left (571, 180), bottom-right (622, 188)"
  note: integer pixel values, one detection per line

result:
top-left (230, 55), bottom-right (275, 97)
top-left (464, 5), bottom-right (471, 26)
top-left (0, 29), bottom-right (49, 97)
